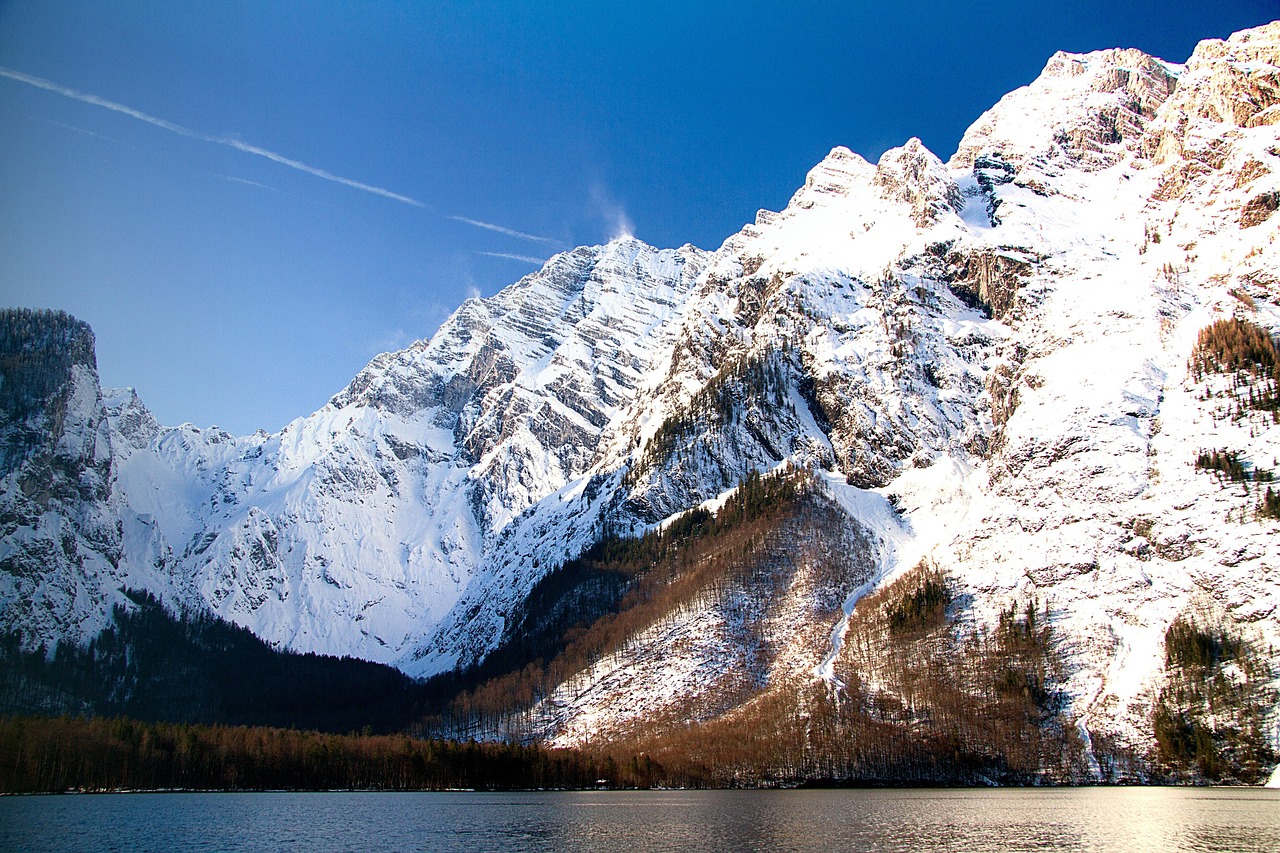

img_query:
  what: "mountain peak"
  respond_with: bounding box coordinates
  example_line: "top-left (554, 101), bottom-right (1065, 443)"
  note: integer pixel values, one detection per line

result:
top-left (1227, 18), bottom-right (1280, 46)
top-left (873, 138), bottom-right (961, 227)
top-left (1146, 19), bottom-right (1280, 164)
top-left (950, 43), bottom-right (1178, 171)
top-left (1040, 46), bottom-right (1178, 80)
top-left (785, 146), bottom-right (875, 209)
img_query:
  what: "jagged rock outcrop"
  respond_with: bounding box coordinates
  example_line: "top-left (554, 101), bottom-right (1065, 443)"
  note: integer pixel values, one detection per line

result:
top-left (0, 311), bottom-right (125, 648)
top-left (1148, 21), bottom-right (1280, 165)
top-left (874, 138), bottom-right (963, 227)
top-left (951, 46), bottom-right (1180, 173)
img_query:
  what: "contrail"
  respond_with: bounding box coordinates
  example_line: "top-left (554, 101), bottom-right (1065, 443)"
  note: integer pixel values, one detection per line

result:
top-left (44, 118), bottom-right (125, 145)
top-left (448, 216), bottom-right (559, 245)
top-left (0, 65), bottom-right (424, 207)
top-left (221, 175), bottom-right (280, 192)
top-left (475, 251), bottom-right (547, 265)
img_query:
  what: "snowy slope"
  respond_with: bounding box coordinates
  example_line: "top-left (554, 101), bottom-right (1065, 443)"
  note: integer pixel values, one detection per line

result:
top-left (421, 22), bottom-right (1280, 760)
top-left (2, 242), bottom-right (707, 665)
top-left (3, 20), bottom-right (1279, 774)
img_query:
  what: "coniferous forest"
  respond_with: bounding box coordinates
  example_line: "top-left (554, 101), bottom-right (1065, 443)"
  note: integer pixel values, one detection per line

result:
top-left (0, 590), bottom-right (430, 733)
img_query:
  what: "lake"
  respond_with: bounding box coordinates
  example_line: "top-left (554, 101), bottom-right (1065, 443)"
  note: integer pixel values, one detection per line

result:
top-left (1, 788), bottom-right (1276, 852)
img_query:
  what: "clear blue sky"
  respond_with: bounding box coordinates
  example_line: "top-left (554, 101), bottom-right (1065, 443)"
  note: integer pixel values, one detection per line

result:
top-left (2, 1), bottom-right (1276, 434)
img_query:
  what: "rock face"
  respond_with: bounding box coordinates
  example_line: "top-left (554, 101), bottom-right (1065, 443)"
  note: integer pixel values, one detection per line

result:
top-left (874, 138), bottom-right (964, 227)
top-left (1149, 21), bottom-right (1280, 165)
top-left (951, 47), bottom-right (1180, 174)
top-left (0, 311), bottom-right (125, 648)
top-left (4, 21), bottom-right (1280, 777)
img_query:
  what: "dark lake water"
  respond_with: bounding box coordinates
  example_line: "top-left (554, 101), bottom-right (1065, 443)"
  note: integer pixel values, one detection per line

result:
top-left (1, 788), bottom-right (1276, 852)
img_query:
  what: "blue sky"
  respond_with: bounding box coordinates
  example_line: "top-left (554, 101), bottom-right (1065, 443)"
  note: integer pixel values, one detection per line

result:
top-left (2, 1), bottom-right (1277, 434)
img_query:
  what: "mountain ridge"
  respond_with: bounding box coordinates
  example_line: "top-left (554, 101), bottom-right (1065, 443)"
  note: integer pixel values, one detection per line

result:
top-left (4, 21), bottom-right (1280, 782)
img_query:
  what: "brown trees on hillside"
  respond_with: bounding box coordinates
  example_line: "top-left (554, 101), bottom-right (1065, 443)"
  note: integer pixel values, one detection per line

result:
top-left (0, 716), bottom-right (602, 793)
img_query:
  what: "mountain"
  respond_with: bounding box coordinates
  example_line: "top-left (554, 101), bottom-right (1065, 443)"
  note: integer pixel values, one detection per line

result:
top-left (3, 21), bottom-right (1280, 783)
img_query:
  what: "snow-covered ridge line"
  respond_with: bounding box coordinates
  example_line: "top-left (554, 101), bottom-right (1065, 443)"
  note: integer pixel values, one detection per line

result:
top-left (3, 21), bottom-right (1279, 772)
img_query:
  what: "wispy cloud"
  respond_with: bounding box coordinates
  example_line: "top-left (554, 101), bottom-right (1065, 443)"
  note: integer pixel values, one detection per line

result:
top-left (218, 173), bottom-right (337, 209)
top-left (475, 250), bottom-right (546, 265)
top-left (589, 184), bottom-right (634, 241)
top-left (448, 215), bottom-right (559, 245)
top-left (0, 65), bottom-right (424, 207)
top-left (4, 66), bottom-right (580, 251)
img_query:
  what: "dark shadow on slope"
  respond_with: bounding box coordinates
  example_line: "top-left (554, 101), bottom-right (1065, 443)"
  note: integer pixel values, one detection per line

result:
top-left (0, 590), bottom-right (430, 734)
top-left (418, 465), bottom-right (838, 740)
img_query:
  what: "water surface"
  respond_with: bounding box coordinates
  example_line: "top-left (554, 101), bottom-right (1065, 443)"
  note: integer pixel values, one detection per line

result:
top-left (1, 787), bottom-right (1276, 852)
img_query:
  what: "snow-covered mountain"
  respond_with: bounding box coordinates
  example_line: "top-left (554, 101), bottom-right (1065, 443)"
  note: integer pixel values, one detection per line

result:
top-left (4, 21), bottom-right (1280, 779)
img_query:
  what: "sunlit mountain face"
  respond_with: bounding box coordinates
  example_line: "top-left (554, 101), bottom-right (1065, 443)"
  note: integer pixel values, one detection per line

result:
top-left (4, 22), bottom-right (1280, 785)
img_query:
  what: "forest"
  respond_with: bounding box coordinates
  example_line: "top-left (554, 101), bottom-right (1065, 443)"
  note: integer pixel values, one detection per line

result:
top-left (1153, 615), bottom-right (1277, 783)
top-left (1190, 315), bottom-right (1280, 422)
top-left (426, 466), bottom-right (842, 743)
top-left (570, 564), bottom-right (1098, 788)
top-left (0, 715), bottom-right (603, 793)
top-left (0, 590), bottom-right (432, 733)
top-left (1188, 317), bottom-right (1280, 520)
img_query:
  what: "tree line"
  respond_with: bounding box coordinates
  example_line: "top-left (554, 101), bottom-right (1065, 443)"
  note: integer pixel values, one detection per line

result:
top-left (0, 590), bottom-right (431, 733)
top-left (0, 715), bottom-right (605, 793)
top-left (1153, 615), bottom-right (1276, 784)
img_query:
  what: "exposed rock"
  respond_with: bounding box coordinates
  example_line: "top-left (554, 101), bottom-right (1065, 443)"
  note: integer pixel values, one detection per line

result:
top-left (951, 46), bottom-right (1179, 172)
top-left (943, 248), bottom-right (1038, 320)
top-left (1147, 21), bottom-right (1280, 164)
top-left (1241, 190), bottom-right (1280, 227)
top-left (873, 138), bottom-right (963, 227)
top-left (0, 310), bottom-right (125, 648)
